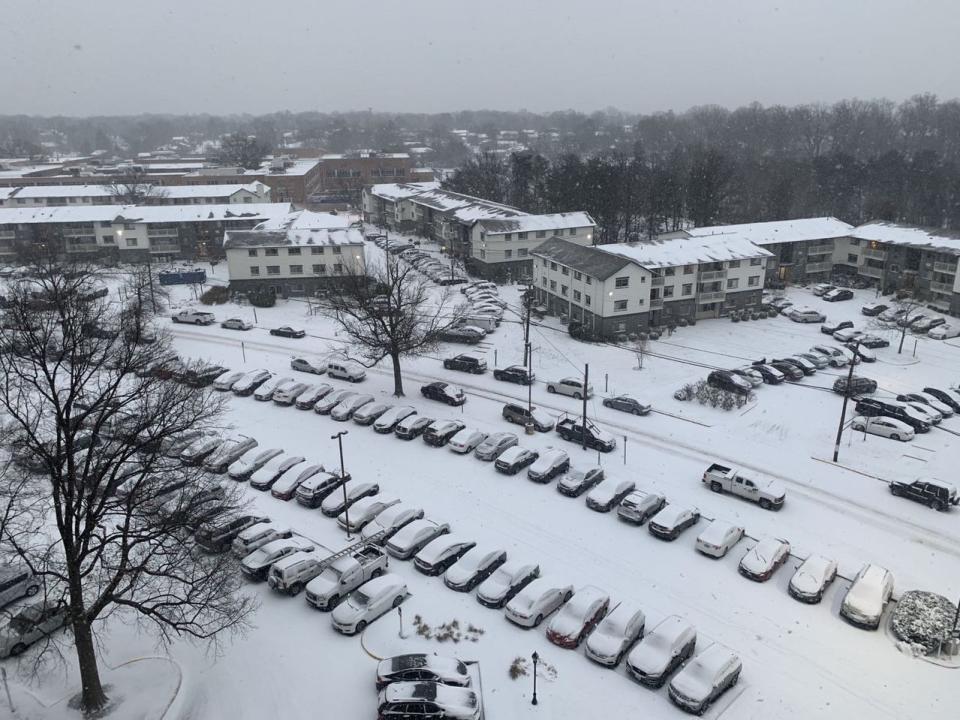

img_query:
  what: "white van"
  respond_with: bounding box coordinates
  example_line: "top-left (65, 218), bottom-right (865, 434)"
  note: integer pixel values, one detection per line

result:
top-left (267, 551), bottom-right (329, 595)
top-left (463, 315), bottom-right (498, 333)
top-left (327, 361), bottom-right (366, 383)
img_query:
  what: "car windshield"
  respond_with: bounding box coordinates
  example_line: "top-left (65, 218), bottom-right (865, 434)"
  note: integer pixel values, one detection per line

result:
top-left (352, 589), bottom-right (371, 606)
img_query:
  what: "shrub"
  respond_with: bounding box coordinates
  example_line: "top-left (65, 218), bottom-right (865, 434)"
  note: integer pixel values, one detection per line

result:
top-left (249, 288), bottom-right (276, 308)
top-left (732, 314), bottom-right (740, 322)
top-left (200, 286), bottom-right (230, 305)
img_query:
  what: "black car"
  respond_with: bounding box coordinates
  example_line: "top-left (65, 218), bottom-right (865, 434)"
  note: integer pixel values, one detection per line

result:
top-left (502, 403), bottom-right (553, 431)
top-left (769, 360), bottom-right (803, 381)
top-left (602, 395), bottom-right (652, 415)
top-left (183, 364), bottom-right (230, 388)
top-left (861, 303), bottom-right (888, 317)
top-left (923, 387), bottom-right (960, 413)
top-left (821, 320), bottom-right (853, 335)
top-left (269, 326), bottom-right (306, 339)
top-left (493, 365), bottom-right (534, 385)
top-left (421, 382), bottom-right (466, 406)
top-left (749, 363), bottom-right (785, 384)
top-left (855, 398), bottom-right (931, 433)
top-left (423, 420), bottom-right (466, 447)
top-left (889, 479), bottom-right (958, 512)
top-left (860, 334), bottom-right (890, 349)
top-left (773, 357), bottom-right (815, 376)
top-left (833, 376), bottom-right (877, 395)
top-left (443, 354), bottom-right (487, 374)
top-left (706, 370), bottom-right (752, 396)
top-left (824, 289), bottom-right (854, 302)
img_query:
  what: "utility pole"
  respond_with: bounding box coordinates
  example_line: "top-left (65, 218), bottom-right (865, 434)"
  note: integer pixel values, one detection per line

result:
top-left (582, 363), bottom-right (589, 451)
top-left (522, 282), bottom-right (533, 367)
top-left (832, 342), bottom-right (860, 463)
top-left (331, 431), bottom-right (351, 539)
top-left (527, 344), bottom-right (533, 415)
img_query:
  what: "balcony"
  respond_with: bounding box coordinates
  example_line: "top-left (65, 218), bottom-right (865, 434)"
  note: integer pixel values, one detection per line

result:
top-left (698, 269), bottom-right (727, 282)
top-left (805, 243), bottom-right (834, 256)
top-left (150, 242), bottom-right (181, 253)
top-left (698, 290), bottom-right (726, 302)
top-left (862, 247), bottom-right (887, 260)
top-left (805, 261), bottom-right (833, 274)
top-left (860, 265), bottom-right (884, 279)
top-left (649, 296), bottom-right (664, 309)
top-left (934, 261), bottom-right (957, 275)
top-left (930, 281), bottom-right (955, 295)
top-left (651, 275), bottom-right (665, 286)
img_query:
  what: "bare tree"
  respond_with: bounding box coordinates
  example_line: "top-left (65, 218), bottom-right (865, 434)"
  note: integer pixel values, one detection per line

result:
top-left (0, 261), bottom-right (255, 713)
top-left (101, 170), bottom-right (168, 204)
top-left (324, 257), bottom-right (465, 396)
top-left (870, 293), bottom-right (926, 354)
top-left (216, 132), bottom-right (269, 170)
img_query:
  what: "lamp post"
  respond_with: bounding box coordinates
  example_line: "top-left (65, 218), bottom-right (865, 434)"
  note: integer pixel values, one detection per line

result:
top-left (530, 651), bottom-right (539, 705)
top-left (331, 431), bottom-right (351, 539)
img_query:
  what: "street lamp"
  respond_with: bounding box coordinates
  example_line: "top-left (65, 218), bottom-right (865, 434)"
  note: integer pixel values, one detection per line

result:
top-left (530, 651), bottom-right (539, 705)
top-left (331, 431), bottom-right (351, 539)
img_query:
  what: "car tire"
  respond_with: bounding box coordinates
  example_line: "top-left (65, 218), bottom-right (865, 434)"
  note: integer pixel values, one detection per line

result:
top-left (759, 498), bottom-right (771, 510)
top-left (356, 620), bottom-right (367, 633)
top-left (710, 481), bottom-right (723, 493)
top-left (26, 584), bottom-right (39, 596)
top-left (631, 409), bottom-right (640, 415)
top-left (573, 392), bottom-right (582, 400)
top-left (934, 500), bottom-right (946, 512)
top-left (603, 400), bottom-right (611, 408)
top-left (891, 434), bottom-right (900, 441)
top-left (547, 386), bottom-right (556, 394)
top-left (564, 590), bottom-right (573, 602)
top-left (534, 614), bottom-right (543, 627)
top-left (290, 583), bottom-right (303, 596)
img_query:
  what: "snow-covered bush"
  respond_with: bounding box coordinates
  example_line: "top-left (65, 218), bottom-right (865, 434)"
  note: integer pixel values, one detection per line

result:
top-left (891, 590), bottom-right (957, 654)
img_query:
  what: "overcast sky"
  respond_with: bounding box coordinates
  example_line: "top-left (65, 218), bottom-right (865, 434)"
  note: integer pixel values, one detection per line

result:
top-left (2, 0), bottom-right (957, 117)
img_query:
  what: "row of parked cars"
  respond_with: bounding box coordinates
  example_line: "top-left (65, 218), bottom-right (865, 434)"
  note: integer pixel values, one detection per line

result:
top-left (368, 234), bottom-right (467, 287)
top-left (851, 385), bottom-right (960, 444)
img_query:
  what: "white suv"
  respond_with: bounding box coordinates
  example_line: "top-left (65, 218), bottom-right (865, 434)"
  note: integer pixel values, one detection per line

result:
top-left (547, 378), bottom-right (593, 399)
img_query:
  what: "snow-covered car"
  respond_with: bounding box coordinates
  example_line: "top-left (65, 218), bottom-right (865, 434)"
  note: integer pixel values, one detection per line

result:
top-left (331, 574), bottom-right (409, 635)
top-left (840, 564), bottom-right (894, 629)
top-left (250, 376), bottom-right (292, 402)
top-left (227, 447), bottom-right (283, 481)
top-left (297, 473), bottom-right (348, 511)
top-left (738, 537), bottom-right (791, 582)
top-left (730, 366), bottom-right (764, 387)
top-left (547, 377), bottom-right (593, 399)
top-left (667, 644), bottom-right (742, 715)
top-left (179, 433), bottom-right (223, 465)
top-left (695, 520), bottom-right (745, 559)
top-left (352, 402), bottom-right (391, 426)
top-left (617, 492), bottom-right (666, 525)
top-left (556, 466), bottom-right (605, 497)
top-left (476, 560), bottom-right (540, 609)
top-left (423, 419), bottom-right (467, 447)
top-left (195, 513), bottom-right (269, 553)
top-left (0, 566), bottom-right (40, 609)
top-left (271, 463), bottom-right (325, 501)
top-left (213, 369), bottom-right (246, 391)
top-left (272, 381), bottom-right (312, 406)
top-left (788, 306), bottom-right (826, 322)
top-left (546, 585), bottom-right (610, 649)
top-left (505, 578), bottom-right (574, 628)
top-left (295, 383), bottom-right (334, 410)
top-left (220, 317), bottom-right (253, 331)
top-left (270, 326), bottom-right (306, 338)
top-left (290, 356), bottom-right (328, 374)
top-left (494, 446), bottom-right (539, 475)
top-left (376, 654), bottom-right (472, 690)
top-left (861, 301), bottom-right (888, 316)
top-left (808, 346), bottom-right (847, 367)
top-left (859, 334), bottom-right (890, 349)
top-left (314, 389), bottom-right (357, 415)
top-left (648, 505), bottom-right (701, 541)
top-left (473, 432), bottom-right (518, 461)
top-left (413, 535), bottom-right (477, 576)
top-left (527, 448), bottom-right (570, 483)
top-left (321, 481), bottom-right (379, 517)
top-left (443, 548), bottom-right (507, 592)
top-left (447, 428), bottom-right (487, 454)
top-left (249, 455), bottom-right (305, 490)
top-left (586, 478), bottom-right (636, 512)
top-left (337, 495), bottom-right (400, 532)
top-left (788, 554), bottom-right (838, 603)
top-left (386, 519), bottom-right (451, 560)
top-left (331, 393), bottom-right (374, 421)
top-left (585, 602), bottom-right (646, 667)
top-left (377, 682), bottom-right (480, 720)
top-left (394, 414), bottom-right (434, 440)
top-left (850, 415), bottom-right (915, 442)
top-left (898, 392), bottom-right (955, 418)
top-left (204, 436), bottom-right (258, 474)
top-left (795, 352), bottom-right (829, 369)
top-left (240, 537), bottom-right (317, 581)
top-left (0, 601), bottom-right (69, 658)
top-left (832, 327), bottom-right (863, 342)
top-left (602, 394), bottom-right (652, 415)
top-left (911, 316), bottom-right (946, 334)
top-left (929, 323), bottom-right (960, 340)
top-left (231, 523), bottom-right (292, 557)
top-left (374, 405), bottom-right (417, 433)
top-left (362, 504), bottom-right (425, 544)
top-left (626, 616), bottom-right (697, 688)
top-left (421, 381), bottom-right (467, 406)
top-left (901, 401), bottom-right (942, 425)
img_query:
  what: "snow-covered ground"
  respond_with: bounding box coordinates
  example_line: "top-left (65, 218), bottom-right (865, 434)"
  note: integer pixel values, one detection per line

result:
top-left (7, 238), bottom-right (960, 719)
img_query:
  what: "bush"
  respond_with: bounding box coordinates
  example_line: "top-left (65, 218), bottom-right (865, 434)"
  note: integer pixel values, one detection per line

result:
top-left (732, 314), bottom-right (740, 322)
top-left (249, 288), bottom-right (277, 308)
top-left (677, 317), bottom-right (688, 327)
top-left (676, 379), bottom-right (751, 410)
top-left (200, 286), bottom-right (230, 305)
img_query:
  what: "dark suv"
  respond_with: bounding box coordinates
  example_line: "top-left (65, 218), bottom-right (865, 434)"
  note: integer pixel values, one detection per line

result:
top-left (855, 398), bottom-right (931, 433)
top-left (889, 479), bottom-right (958, 512)
top-left (502, 403), bottom-right (553, 431)
top-left (833, 376), bottom-right (877, 396)
top-left (493, 365), bottom-right (534, 385)
top-left (443, 354), bottom-right (487, 374)
top-left (769, 360), bottom-right (804, 380)
top-left (706, 370), bottom-right (752, 396)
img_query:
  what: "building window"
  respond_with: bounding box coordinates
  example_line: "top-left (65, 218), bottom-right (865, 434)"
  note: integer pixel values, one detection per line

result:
top-left (614, 299), bottom-right (628, 311)
top-left (850, 238), bottom-right (860, 246)
top-left (265, 248), bottom-right (279, 256)
top-left (248, 249), bottom-right (258, 257)
top-left (561, 285), bottom-right (568, 296)
top-left (847, 253), bottom-right (858, 263)
top-left (664, 286), bottom-right (675, 298)
top-left (568, 228), bottom-right (577, 236)
top-left (542, 277), bottom-right (547, 287)
top-left (684, 264), bottom-right (695, 274)
top-left (313, 264), bottom-right (326, 274)
top-left (290, 264), bottom-right (303, 274)
top-left (311, 246), bottom-right (324, 254)
top-left (504, 233), bottom-right (512, 240)
top-left (125, 238), bottom-right (137, 247)
top-left (573, 290), bottom-right (581, 302)
top-left (585, 276), bottom-right (592, 285)
top-left (584, 295), bottom-right (591, 306)
top-left (728, 260), bottom-right (741, 268)
top-left (249, 266), bottom-right (260, 276)
top-left (561, 266), bottom-right (569, 276)
top-left (682, 283), bottom-right (693, 295)
top-left (748, 275), bottom-right (760, 286)
top-left (123, 223), bottom-right (135, 230)
top-left (480, 249), bottom-right (486, 259)
top-left (504, 249), bottom-right (513, 259)
top-left (332, 246), bottom-right (342, 254)
top-left (518, 232), bottom-right (527, 239)
top-left (518, 248), bottom-right (528, 257)
top-left (536, 230), bottom-right (547, 238)
top-left (542, 258), bottom-right (548, 267)
top-left (616, 322), bottom-right (627, 333)
top-left (727, 278), bottom-right (739, 290)
top-left (573, 271), bottom-right (582, 280)
top-left (288, 247), bottom-right (301, 255)
top-left (266, 265), bottom-right (280, 275)
top-left (664, 267), bottom-right (675, 276)
top-left (550, 280), bottom-right (557, 291)
top-left (102, 235), bottom-right (114, 243)
top-left (750, 257), bottom-right (763, 266)
top-left (550, 262), bottom-right (557, 271)
top-left (615, 276), bottom-right (629, 288)
top-left (333, 263), bottom-right (343, 273)
top-left (100, 221), bottom-right (111, 228)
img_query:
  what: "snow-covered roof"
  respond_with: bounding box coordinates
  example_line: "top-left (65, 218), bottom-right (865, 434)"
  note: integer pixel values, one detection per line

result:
top-left (3, 182), bottom-right (268, 200)
top-left (599, 234), bottom-right (772, 270)
top-left (368, 182), bottom-right (440, 202)
top-left (0, 203), bottom-right (292, 226)
top-left (532, 237), bottom-right (632, 280)
top-left (223, 211), bottom-right (362, 249)
top-left (252, 209), bottom-right (351, 233)
top-left (850, 221), bottom-right (960, 255)
top-left (479, 212), bottom-right (595, 235)
top-left (411, 188), bottom-right (524, 223)
top-left (686, 217), bottom-right (854, 246)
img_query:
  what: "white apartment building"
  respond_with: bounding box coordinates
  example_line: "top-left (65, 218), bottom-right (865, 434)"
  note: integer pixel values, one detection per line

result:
top-left (0, 182), bottom-right (271, 208)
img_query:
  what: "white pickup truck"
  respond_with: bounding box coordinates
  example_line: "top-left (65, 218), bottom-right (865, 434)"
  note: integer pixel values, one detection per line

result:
top-left (304, 546), bottom-right (389, 610)
top-left (171, 310), bottom-right (216, 325)
top-left (702, 463), bottom-right (786, 510)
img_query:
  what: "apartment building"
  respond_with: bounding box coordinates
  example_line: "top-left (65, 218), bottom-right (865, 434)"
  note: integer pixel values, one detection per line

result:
top-left (532, 236), bottom-right (770, 337)
top-left (317, 152), bottom-right (416, 200)
top-left (223, 210), bottom-right (364, 297)
top-left (0, 182), bottom-right (270, 208)
top-left (0, 203), bottom-right (292, 261)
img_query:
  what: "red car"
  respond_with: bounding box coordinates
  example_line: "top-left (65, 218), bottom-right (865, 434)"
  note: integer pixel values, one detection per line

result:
top-left (545, 585), bottom-right (610, 649)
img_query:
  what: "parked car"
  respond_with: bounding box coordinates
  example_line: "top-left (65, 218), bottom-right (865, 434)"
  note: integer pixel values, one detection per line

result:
top-left (738, 537), bottom-right (791, 582)
top-left (899, 400), bottom-right (941, 425)
top-left (730, 366), bottom-right (764, 387)
top-left (385, 519), bottom-right (450, 560)
top-left (171, 310), bottom-right (216, 325)
top-left (271, 463), bottom-right (325, 501)
top-left (527, 448), bottom-right (570, 483)
top-left (833, 376), bottom-right (878, 396)
top-left (443, 548), bottom-right (507, 592)
top-left (811, 283), bottom-right (834, 296)
top-left (290, 356), bottom-right (328, 375)
top-left (421, 382), bottom-right (466, 406)
top-left (626, 616), bottom-right (698, 688)
top-left (269, 326), bottom-right (306, 339)
top-left (859, 334), bottom-right (890, 349)
top-left (750, 362), bottom-right (786, 384)
top-left (547, 377), bottom-right (593, 399)
top-left (204, 436), bottom-right (259, 474)
top-left (702, 463), bottom-right (786, 510)
top-left (889, 478), bottom-right (958, 511)
top-left (374, 405), bottom-right (417, 433)
top-left (602, 395), bottom-right (652, 415)
top-left (376, 682), bottom-right (480, 720)
top-left (254, 376), bottom-right (296, 402)
top-left (362, 504), bottom-right (425, 544)
top-left (502, 403), bottom-right (554, 431)
top-left (823, 288), bottom-right (853, 302)
top-left (928, 323), bottom-right (960, 340)
top-left (786, 355), bottom-right (818, 374)
top-left (0, 601), bottom-right (69, 658)
top-left (331, 574), bottom-right (409, 635)
top-left (376, 654), bottom-right (472, 690)
top-left (394, 414), bottom-right (434, 440)
top-left (423, 420), bottom-right (466, 447)
top-left (788, 307), bottom-right (826, 322)
top-left (855, 398), bottom-right (930, 433)
top-left (440, 326), bottom-right (485, 344)
top-left (213, 369), bottom-right (246, 391)
top-left (179, 433), bottom-right (224, 465)
top-left (414, 535), bottom-right (477, 576)
top-left (585, 602), bottom-right (646, 667)
top-left (266, 549), bottom-right (329, 595)
top-left (546, 585), bottom-right (610, 649)
top-left (897, 392), bottom-right (955, 418)
top-left (305, 547), bottom-right (389, 611)
top-left (221, 318), bottom-right (253, 331)
top-left (833, 328), bottom-right (864, 343)
top-left (505, 578), bottom-right (574, 628)
top-left (473, 432), bottom-right (518, 461)
top-left (821, 319), bottom-right (854, 334)
top-left (555, 418), bottom-right (616, 452)
top-left (447, 428), bottom-right (487, 454)
top-left (295, 471), bottom-right (348, 508)
top-left (923, 386), bottom-right (960, 413)
top-left (327, 360), bottom-right (366, 382)
top-left (231, 523), bottom-right (292, 557)
top-left (443, 354), bottom-right (487, 373)
top-left (0, 566), bottom-right (40, 609)
top-left (314, 389), bottom-right (357, 415)
top-left (617, 492), bottom-right (666, 524)
top-left (841, 564), bottom-right (894, 630)
top-left (477, 561), bottom-right (540, 608)
top-left (494, 446), bottom-right (539, 475)
top-left (195, 513), bottom-right (269, 553)
top-left (493, 365), bottom-right (534, 385)
top-left (861, 301), bottom-right (888, 316)
top-left (707, 370), bottom-right (753, 395)
top-left (249, 455), bottom-right (305, 491)
top-left (321, 481), bottom-right (379, 517)
top-left (271, 381), bottom-right (311, 406)
top-left (768, 297), bottom-right (793, 312)
top-left (556, 466), bottom-right (605, 497)
top-left (788, 554), bottom-right (838, 603)
top-left (586, 478), bottom-right (636, 512)
top-left (352, 402), bottom-right (391, 426)
top-left (232, 369), bottom-right (273, 396)
top-left (648, 505), bottom-right (701, 540)
top-left (695, 521), bottom-right (745, 558)
top-left (295, 384), bottom-right (334, 410)
top-left (911, 316), bottom-right (946, 334)
top-left (331, 393), bottom-right (375, 421)
top-left (667, 644), bottom-right (742, 715)
top-left (769, 359), bottom-right (803, 381)
top-left (810, 345), bottom-right (849, 366)
top-left (795, 352), bottom-right (829, 369)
